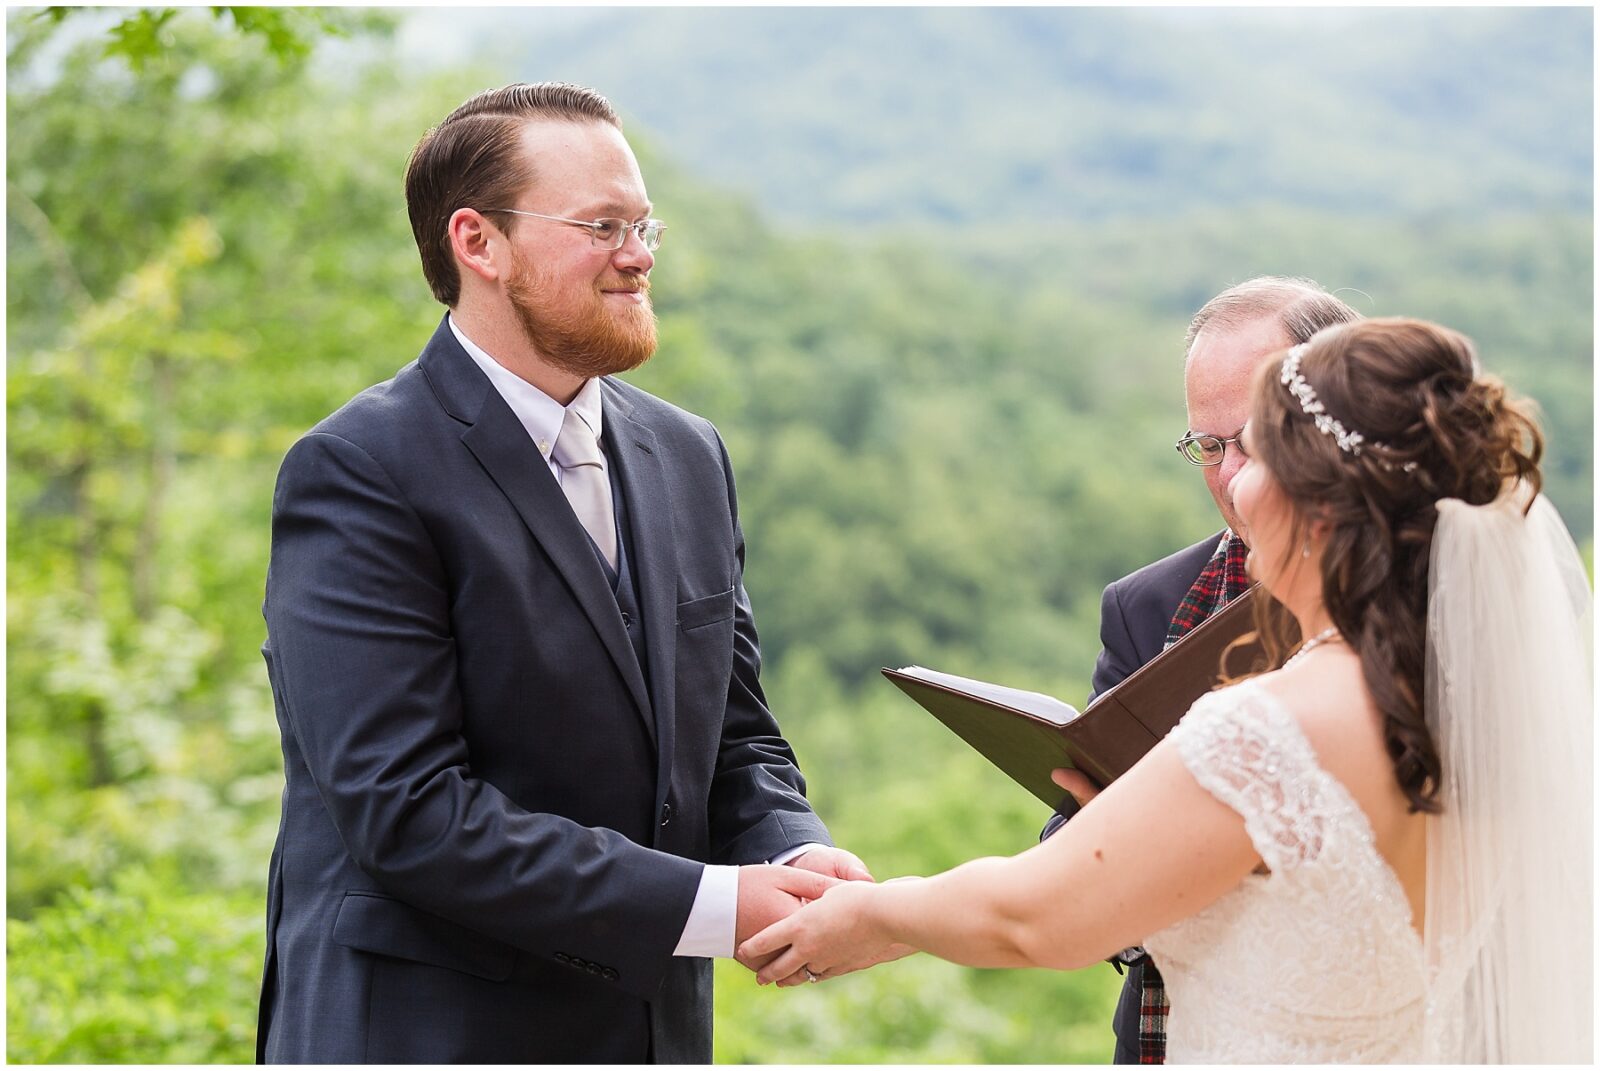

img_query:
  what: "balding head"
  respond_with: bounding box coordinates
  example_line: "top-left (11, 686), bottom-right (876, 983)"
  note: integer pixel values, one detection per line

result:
top-left (1182, 277), bottom-right (1362, 538)
top-left (1184, 276), bottom-right (1362, 358)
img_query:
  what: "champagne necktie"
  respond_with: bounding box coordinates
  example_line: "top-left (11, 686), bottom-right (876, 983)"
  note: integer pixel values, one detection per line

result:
top-left (551, 407), bottom-right (617, 571)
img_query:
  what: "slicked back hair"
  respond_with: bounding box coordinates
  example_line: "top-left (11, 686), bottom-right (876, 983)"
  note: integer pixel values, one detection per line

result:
top-left (1184, 276), bottom-right (1363, 357)
top-left (405, 82), bottom-right (622, 306)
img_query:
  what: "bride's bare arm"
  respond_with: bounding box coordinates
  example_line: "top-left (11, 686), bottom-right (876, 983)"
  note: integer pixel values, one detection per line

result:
top-left (739, 733), bottom-right (1261, 982)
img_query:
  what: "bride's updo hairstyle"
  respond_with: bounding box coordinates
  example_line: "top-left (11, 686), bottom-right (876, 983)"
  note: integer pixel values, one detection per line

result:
top-left (1245, 317), bottom-right (1544, 813)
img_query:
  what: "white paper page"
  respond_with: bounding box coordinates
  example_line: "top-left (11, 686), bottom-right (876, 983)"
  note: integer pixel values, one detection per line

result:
top-left (896, 666), bottom-right (1080, 726)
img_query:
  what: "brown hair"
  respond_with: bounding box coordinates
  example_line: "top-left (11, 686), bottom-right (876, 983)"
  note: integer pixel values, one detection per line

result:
top-left (404, 82), bottom-right (622, 306)
top-left (1244, 317), bottom-right (1544, 812)
top-left (1185, 275), bottom-right (1362, 354)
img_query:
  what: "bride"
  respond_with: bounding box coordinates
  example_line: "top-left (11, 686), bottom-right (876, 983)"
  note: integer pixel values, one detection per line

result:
top-left (741, 318), bottom-right (1593, 1063)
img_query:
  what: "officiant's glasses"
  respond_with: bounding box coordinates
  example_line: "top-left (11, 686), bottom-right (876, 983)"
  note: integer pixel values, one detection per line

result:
top-left (1175, 432), bottom-right (1244, 466)
top-left (481, 208), bottom-right (666, 252)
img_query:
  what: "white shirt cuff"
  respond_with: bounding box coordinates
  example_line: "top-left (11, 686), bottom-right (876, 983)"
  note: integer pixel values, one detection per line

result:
top-left (671, 845), bottom-right (828, 958)
top-left (769, 842), bottom-right (823, 867)
top-left (673, 864), bottom-right (740, 958)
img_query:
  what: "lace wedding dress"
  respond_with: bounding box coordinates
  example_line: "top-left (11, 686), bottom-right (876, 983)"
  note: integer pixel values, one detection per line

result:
top-left (1141, 681), bottom-right (1426, 1063)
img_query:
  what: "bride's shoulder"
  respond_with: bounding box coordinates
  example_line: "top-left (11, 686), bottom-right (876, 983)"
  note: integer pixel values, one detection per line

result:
top-left (1236, 654), bottom-right (1392, 795)
top-left (1179, 657), bottom-right (1382, 765)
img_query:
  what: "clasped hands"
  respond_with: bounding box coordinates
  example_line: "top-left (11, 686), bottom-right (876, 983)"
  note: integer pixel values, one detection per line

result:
top-left (735, 768), bottom-right (1102, 987)
top-left (738, 870), bottom-right (920, 987)
top-left (733, 846), bottom-right (896, 987)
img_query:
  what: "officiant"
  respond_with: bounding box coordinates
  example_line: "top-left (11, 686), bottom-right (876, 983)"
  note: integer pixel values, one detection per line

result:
top-left (1044, 276), bottom-right (1360, 1063)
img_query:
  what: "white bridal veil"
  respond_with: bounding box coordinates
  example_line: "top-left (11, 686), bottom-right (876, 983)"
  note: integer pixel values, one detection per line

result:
top-left (1422, 484), bottom-right (1594, 1063)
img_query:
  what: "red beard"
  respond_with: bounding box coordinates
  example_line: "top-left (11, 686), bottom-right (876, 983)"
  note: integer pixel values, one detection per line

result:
top-left (506, 250), bottom-right (658, 379)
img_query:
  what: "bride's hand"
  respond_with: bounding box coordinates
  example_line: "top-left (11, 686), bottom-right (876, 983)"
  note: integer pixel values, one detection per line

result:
top-left (738, 879), bottom-right (918, 986)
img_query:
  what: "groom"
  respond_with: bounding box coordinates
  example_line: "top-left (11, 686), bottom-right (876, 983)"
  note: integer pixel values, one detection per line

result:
top-left (256, 83), bottom-right (867, 1063)
top-left (1048, 276), bottom-right (1360, 1063)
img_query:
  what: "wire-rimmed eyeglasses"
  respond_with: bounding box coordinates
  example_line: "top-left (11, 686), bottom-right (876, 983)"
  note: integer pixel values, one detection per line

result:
top-left (1175, 432), bottom-right (1243, 467)
top-left (481, 208), bottom-right (665, 252)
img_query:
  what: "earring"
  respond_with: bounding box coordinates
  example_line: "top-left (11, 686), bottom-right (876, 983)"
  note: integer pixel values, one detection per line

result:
top-left (1302, 539), bottom-right (1312, 559)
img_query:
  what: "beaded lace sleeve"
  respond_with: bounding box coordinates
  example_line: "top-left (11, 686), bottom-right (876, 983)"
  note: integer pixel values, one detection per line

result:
top-left (1167, 683), bottom-right (1331, 874)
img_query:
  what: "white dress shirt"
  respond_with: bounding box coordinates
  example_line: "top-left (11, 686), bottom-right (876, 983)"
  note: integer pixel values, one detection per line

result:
top-left (448, 316), bottom-right (816, 957)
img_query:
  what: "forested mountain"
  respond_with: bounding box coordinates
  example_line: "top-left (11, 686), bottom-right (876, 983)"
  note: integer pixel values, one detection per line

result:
top-left (396, 6), bottom-right (1592, 224)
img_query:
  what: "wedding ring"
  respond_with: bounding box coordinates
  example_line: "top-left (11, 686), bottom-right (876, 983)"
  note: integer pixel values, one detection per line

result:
top-left (802, 966), bottom-right (821, 983)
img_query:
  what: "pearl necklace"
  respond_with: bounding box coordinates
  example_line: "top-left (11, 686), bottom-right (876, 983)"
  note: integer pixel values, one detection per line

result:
top-left (1283, 626), bottom-right (1342, 669)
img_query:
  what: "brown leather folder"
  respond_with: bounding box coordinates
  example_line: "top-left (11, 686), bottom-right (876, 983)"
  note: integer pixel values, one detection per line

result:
top-left (882, 586), bottom-right (1263, 809)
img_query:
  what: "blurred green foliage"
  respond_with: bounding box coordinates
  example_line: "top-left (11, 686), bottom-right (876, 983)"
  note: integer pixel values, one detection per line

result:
top-left (25, 6), bottom-right (381, 69)
top-left (8, 867), bottom-right (262, 1062)
top-left (6, 6), bottom-right (1591, 1064)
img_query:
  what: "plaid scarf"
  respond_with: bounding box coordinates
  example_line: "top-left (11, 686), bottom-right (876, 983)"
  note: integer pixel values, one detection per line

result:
top-left (1136, 531), bottom-right (1250, 1064)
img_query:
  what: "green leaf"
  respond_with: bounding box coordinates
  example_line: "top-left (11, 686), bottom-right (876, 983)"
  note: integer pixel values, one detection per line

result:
top-left (103, 9), bottom-right (179, 71)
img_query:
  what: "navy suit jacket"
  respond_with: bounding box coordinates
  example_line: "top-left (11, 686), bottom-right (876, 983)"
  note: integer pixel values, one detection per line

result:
top-left (1042, 533), bottom-right (1220, 1063)
top-left (1087, 534), bottom-right (1221, 704)
top-left (257, 318), bottom-right (831, 1063)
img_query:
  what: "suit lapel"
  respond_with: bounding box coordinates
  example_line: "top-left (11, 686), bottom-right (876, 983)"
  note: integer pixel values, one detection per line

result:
top-left (602, 381), bottom-right (679, 798)
top-left (422, 321), bottom-right (655, 745)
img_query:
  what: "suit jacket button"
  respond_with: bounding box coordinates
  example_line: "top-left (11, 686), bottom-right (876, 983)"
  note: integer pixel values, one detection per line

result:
top-left (586, 964), bottom-right (602, 976)
top-left (603, 968), bottom-right (619, 981)
top-left (555, 952), bottom-right (570, 964)
top-left (660, 802), bottom-right (673, 827)
top-left (621, 611), bottom-right (633, 627)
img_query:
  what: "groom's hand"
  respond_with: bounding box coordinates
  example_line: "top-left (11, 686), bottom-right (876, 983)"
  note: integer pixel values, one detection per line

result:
top-left (734, 865), bottom-right (842, 973)
top-left (785, 845), bottom-right (874, 883)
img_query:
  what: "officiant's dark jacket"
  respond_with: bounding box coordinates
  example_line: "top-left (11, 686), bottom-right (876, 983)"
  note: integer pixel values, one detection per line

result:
top-left (1045, 533), bottom-right (1219, 1064)
top-left (1087, 535), bottom-right (1218, 703)
top-left (256, 318), bottom-right (831, 1063)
